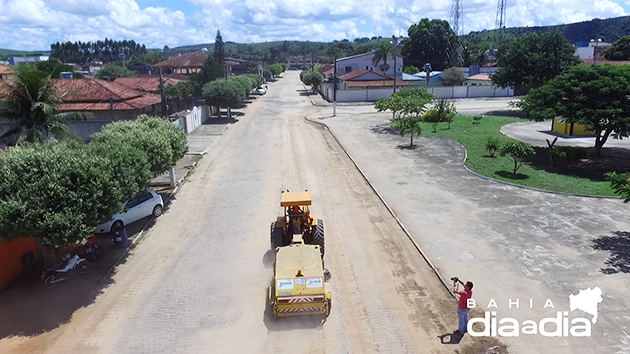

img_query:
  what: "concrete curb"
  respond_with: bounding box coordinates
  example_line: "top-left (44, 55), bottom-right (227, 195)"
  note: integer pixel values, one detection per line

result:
top-left (424, 135), bottom-right (622, 200)
top-left (98, 164), bottom-right (195, 283)
top-left (303, 116), bottom-right (457, 299)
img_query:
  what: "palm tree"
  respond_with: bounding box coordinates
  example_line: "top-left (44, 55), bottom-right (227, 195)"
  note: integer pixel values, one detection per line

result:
top-left (0, 64), bottom-right (90, 145)
top-left (372, 42), bottom-right (395, 73)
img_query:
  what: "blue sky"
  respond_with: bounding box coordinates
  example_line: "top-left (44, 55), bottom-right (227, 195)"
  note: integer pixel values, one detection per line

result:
top-left (0, 0), bottom-right (628, 51)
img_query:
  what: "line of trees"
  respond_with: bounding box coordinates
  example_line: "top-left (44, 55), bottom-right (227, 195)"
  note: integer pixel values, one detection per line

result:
top-left (50, 39), bottom-right (148, 64)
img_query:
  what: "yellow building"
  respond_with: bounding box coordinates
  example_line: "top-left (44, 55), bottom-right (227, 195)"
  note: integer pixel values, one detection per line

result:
top-left (551, 117), bottom-right (594, 136)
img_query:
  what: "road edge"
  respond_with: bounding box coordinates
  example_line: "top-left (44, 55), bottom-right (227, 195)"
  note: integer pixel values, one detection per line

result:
top-left (303, 116), bottom-right (456, 299)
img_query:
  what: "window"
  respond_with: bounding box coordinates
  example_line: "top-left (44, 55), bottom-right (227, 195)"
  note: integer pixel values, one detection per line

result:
top-left (379, 64), bottom-right (389, 71)
top-left (345, 66), bottom-right (352, 73)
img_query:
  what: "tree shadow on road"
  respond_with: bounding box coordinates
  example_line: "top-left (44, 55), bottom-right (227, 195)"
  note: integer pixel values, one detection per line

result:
top-left (495, 171), bottom-right (529, 180)
top-left (0, 191), bottom-right (179, 339)
top-left (593, 231), bottom-right (630, 274)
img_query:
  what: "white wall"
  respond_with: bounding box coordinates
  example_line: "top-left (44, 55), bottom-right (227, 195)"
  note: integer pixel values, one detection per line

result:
top-left (318, 83), bottom-right (513, 102)
top-left (575, 47), bottom-right (594, 60)
top-left (337, 53), bottom-right (403, 77)
top-left (169, 105), bottom-right (212, 134)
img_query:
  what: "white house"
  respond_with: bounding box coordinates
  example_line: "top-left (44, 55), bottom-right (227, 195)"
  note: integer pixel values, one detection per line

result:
top-left (335, 51), bottom-right (403, 78)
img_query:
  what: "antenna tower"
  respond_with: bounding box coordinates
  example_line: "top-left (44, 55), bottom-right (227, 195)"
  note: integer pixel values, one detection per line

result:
top-left (450, 0), bottom-right (464, 36)
top-left (449, 0), bottom-right (464, 67)
top-left (495, 0), bottom-right (507, 45)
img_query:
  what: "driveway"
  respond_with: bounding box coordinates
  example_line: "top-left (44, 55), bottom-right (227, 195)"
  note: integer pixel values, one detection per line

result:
top-left (316, 110), bottom-right (630, 354)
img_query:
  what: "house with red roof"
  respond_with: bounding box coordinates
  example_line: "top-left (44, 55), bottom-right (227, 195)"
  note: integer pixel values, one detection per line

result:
top-left (114, 77), bottom-right (184, 92)
top-left (0, 65), bottom-right (12, 81)
top-left (153, 52), bottom-right (209, 75)
top-left (53, 77), bottom-right (163, 121)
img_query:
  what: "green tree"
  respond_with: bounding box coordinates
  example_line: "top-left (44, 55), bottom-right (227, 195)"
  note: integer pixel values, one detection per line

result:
top-left (403, 66), bottom-right (420, 75)
top-left (91, 115), bottom-right (188, 176)
top-left (491, 32), bottom-right (580, 92)
top-left (263, 69), bottom-right (272, 80)
top-left (197, 56), bottom-right (224, 86)
top-left (0, 65), bottom-right (90, 145)
top-left (35, 59), bottom-right (76, 78)
top-left (374, 87), bottom-right (435, 122)
top-left (515, 65), bottom-right (630, 156)
top-left (0, 141), bottom-right (141, 247)
top-left (95, 64), bottom-right (139, 79)
top-left (462, 40), bottom-right (489, 66)
top-left (499, 141), bottom-right (535, 175)
top-left (202, 79), bottom-right (244, 118)
top-left (301, 69), bottom-right (323, 87)
top-left (390, 115), bottom-right (423, 146)
top-left (402, 18), bottom-right (459, 70)
top-left (604, 36), bottom-right (630, 60)
top-left (441, 67), bottom-right (465, 86)
top-left (372, 41), bottom-right (394, 73)
top-left (214, 30), bottom-right (226, 67)
top-left (606, 172), bottom-right (630, 202)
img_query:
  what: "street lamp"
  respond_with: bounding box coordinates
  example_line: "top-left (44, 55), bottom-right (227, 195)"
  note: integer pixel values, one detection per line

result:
top-left (590, 38), bottom-right (602, 64)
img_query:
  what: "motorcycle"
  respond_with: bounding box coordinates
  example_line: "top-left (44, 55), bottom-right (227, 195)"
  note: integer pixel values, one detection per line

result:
top-left (40, 253), bottom-right (90, 289)
top-left (84, 235), bottom-right (101, 261)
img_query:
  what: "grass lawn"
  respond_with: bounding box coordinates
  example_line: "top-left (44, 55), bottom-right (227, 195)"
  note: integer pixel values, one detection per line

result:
top-left (421, 115), bottom-right (618, 196)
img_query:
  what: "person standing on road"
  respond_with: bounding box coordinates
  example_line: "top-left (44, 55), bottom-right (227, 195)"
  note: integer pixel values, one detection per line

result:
top-left (453, 278), bottom-right (473, 334)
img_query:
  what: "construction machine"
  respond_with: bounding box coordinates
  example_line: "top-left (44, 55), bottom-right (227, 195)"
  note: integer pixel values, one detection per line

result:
top-left (271, 190), bottom-right (324, 256)
top-left (268, 235), bottom-right (331, 318)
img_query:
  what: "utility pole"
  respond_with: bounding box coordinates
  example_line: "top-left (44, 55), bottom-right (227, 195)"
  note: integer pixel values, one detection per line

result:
top-left (392, 35), bottom-right (398, 121)
top-left (158, 67), bottom-right (168, 117)
top-left (333, 56), bottom-right (337, 117)
top-left (109, 97), bottom-right (114, 121)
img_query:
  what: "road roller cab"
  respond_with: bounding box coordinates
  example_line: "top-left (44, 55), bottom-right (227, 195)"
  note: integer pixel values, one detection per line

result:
top-left (268, 238), bottom-right (331, 318)
top-left (271, 190), bottom-right (325, 256)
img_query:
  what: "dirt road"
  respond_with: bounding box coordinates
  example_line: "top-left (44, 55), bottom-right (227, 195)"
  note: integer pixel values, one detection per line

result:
top-left (0, 72), bottom-right (494, 353)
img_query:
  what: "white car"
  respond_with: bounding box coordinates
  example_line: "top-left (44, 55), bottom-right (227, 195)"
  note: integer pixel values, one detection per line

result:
top-left (254, 85), bottom-right (268, 95)
top-left (95, 190), bottom-right (164, 233)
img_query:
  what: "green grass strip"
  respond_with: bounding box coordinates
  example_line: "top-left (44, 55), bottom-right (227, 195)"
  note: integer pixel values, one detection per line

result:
top-left (422, 115), bottom-right (616, 196)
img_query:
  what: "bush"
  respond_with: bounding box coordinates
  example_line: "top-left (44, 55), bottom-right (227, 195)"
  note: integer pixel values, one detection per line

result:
top-left (422, 99), bottom-right (457, 128)
top-left (472, 115), bottom-right (483, 124)
top-left (485, 136), bottom-right (500, 157)
top-left (404, 66), bottom-right (420, 75)
top-left (91, 115), bottom-right (188, 176)
top-left (263, 69), bottom-right (272, 80)
top-left (499, 141), bottom-right (536, 175)
top-left (301, 69), bottom-right (323, 87)
top-left (441, 67), bottom-right (465, 86)
top-left (550, 146), bottom-right (588, 161)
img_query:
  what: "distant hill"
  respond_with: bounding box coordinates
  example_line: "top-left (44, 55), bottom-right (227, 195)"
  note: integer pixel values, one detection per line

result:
top-left (0, 48), bottom-right (50, 57)
top-left (465, 16), bottom-right (630, 45)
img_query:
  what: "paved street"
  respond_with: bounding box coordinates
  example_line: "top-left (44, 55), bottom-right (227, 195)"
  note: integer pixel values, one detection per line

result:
top-left (0, 72), bottom-right (486, 353)
top-left (3, 71), bottom-right (627, 354)
top-left (316, 107), bottom-right (630, 353)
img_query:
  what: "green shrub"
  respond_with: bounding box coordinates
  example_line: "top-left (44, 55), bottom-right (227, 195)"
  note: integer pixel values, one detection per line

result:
top-left (472, 115), bottom-right (483, 124)
top-left (422, 99), bottom-right (457, 128)
top-left (485, 136), bottom-right (501, 157)
top-left (551, 146), bottom-right (588, 161)
top-left (499, 141), bottom-right (536, 175)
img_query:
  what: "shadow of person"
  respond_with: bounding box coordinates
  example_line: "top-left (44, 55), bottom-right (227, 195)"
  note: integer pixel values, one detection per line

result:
top-left (438, 331), bottom-right (464, 344)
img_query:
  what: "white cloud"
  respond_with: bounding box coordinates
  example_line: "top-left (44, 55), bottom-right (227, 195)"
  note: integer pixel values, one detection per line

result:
top-left (0, 0), bottom-right (627, 51)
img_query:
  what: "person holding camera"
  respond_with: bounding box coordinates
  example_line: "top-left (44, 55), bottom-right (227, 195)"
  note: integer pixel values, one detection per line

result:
top-left (451, 277), bottom-right (474, 334)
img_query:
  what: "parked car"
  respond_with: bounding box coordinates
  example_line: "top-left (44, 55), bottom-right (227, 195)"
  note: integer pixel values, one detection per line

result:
top-left (95, 190), bottom-right (164, 233)
top-left (255, 85), bottom-right (268, 95)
